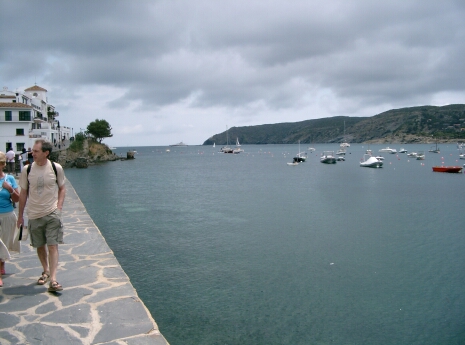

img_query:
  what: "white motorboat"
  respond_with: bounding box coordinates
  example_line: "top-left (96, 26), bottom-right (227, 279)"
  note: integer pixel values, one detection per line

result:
top-left (407, 152), bottom-right (417, 157)
top-left (336, 149), bottom-right (346, 155)
top-left (398, 148), bottom-right (407, 153)
top-left (307, 147), bottom-right (316, 152)
top-left (459, 152), bottom-right (465, 160)
top-left (336, 156), bottom-right (345, 161)
top-left (360, 154), bottom-right (383, 168)
top-left (416, 151), bottom-right (425, 160)
top-left (379, 147), bottom-right (397, 154)
top-left (340, 142), bottom-right (350, 148)
top-left (320, 151), bottom-right (336, 164)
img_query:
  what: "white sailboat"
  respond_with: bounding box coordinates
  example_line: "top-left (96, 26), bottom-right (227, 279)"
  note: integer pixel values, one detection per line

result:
top-left (233, 137), bottom-right (244, 153)
top-left (213, 142), bottom-right (215, 148)
top-left (340, 120), bottom-right (350, 148)
top-left (294, 140), bottom-right (307, 162)
top-left (220, 126), bottom-right (234, 153)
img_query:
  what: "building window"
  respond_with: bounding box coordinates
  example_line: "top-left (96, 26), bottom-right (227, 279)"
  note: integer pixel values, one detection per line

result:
top-left (16, 143), bottom-right (25, 152)
top-left (19, 111), bottom-right (31, 121)
top-left (16, 128), bottom-right (24, 136)
top-left (5, 111), bottom-right (12, 121)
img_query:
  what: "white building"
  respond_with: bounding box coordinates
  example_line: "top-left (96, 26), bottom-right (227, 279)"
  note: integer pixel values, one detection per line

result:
top-left (0, 85), bottom-right (71, 153)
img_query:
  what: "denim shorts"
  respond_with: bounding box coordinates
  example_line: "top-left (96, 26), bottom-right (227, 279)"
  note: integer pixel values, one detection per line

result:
top-left (29, 209), bottom-right (64, 248)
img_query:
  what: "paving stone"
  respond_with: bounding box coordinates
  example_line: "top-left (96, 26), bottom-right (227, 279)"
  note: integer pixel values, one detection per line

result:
top-left (69, 325), bottom-right (91, 339)
top-left (20, 323), bottom-right (83, 345)
top-left (0, 180), bottom-right (169, 345)
top-left (93, 298), bottom-right (156, 344)
top-left (0, 331), bottom-right (20, 344)
top-left (42, 304), bottom-right (92, 324)
top-left (0, 293), bottom-right (49, 312)
top-left (36, 301), bottom-right (58, 314)
top-left (86, 283), bottom-right (136, 304)
top-left (0, 313), bottom-right (20, 328)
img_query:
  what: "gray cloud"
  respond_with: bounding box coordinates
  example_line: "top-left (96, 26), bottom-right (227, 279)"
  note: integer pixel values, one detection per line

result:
top-left (1, 0), bottom-right (464, 145)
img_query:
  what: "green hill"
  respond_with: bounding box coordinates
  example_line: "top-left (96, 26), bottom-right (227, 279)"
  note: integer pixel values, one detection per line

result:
top-left (203, 104), bottom-right (465, 145)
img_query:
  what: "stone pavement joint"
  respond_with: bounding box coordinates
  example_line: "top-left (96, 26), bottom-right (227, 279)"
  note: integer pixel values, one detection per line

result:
top-left (0, 179), bottom-right (170, 345)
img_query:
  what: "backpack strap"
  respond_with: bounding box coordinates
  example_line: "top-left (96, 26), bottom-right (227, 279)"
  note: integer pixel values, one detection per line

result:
top-left (27, 160), bottom-right (58, 193)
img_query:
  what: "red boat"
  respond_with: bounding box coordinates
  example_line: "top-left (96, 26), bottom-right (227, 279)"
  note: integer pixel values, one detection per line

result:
top-left (432, 166), bottom-right (463, 173)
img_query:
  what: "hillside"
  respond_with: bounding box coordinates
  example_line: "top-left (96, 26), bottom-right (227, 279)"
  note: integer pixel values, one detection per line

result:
top-left (203, 104), bottom-right (465, 145)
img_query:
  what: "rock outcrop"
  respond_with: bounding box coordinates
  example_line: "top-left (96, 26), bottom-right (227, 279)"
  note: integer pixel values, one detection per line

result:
top-left (50, 140), bottom-right (120, 168)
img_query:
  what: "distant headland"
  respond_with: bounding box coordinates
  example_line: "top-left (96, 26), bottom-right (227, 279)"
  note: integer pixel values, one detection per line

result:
top-left (204, 104), bottom-right (465, 145)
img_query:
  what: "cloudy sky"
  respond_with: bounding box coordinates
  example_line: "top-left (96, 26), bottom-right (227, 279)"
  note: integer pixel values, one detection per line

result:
top-left (1, 1), bottom-right (464, 146)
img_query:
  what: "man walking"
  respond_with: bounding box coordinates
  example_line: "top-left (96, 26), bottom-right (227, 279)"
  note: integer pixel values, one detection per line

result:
top-left (17, 139), bottom-right (66, 292)
top-left (5, 147), bottom-right (15, 174)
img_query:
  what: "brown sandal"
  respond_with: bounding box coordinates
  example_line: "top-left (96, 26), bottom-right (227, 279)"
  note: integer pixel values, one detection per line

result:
top-left (48, 280), bottom-right (63, 292)
top-left (37, 272), bottom-right (50, 285)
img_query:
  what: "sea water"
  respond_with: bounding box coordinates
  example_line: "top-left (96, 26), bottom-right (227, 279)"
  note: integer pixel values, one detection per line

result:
top-left (65, 144), bottom-right (465, 345)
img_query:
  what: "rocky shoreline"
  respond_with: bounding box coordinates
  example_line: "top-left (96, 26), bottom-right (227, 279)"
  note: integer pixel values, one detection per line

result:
top-left (49, 140), bottom-right (130, 168)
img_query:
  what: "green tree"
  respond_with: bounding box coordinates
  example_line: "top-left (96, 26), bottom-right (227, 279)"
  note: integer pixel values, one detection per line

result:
top-left (87, 119), bottom-right (113, 143)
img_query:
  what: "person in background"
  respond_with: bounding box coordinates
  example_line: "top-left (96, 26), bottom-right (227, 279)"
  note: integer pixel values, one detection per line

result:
top-left (21, 148), bottom-right (28, 166)
top-left (0, 152), bottom-right (20, 287)
top-left (5, 148), bottom-right (15, 174)
top-left (27, 147), bottom-right (33, 164)
top-left (17, 139), bottom-right (66, 292)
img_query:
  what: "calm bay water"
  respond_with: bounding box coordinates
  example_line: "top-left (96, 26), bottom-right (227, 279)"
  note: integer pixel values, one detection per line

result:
top-left (65, 144), bottom-right (465, 345)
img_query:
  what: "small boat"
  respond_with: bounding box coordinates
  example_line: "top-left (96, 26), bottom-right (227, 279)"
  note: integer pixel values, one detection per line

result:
top-left (416, 151), bottom-right (425, 160)
top-left (170, 142), bottom-right (188, 147)
top-left (375, 156), bottom-right (385, 160)
top-left (220, 146), bottom-right (234, 153)
top-left (213, 143), bottom-right (216, 148)
top-left (360, 154), bottom-right (383, 168)
top-left (379, 147), bottom-right (397, 154)
top-left (336, 149), bottom-right (346, 155)
top-left (340, 121), bottom-right (350, 148)
top-left (432, 166), bottom-right (462, 173)
top-left (398, 148), bottom-right (407, 153)
top-left (233, 137), bottom-right (244, 153)
top-left (320, 151), bottom-right (336, 164)
top-left (307, 147), bottom-right (316, 152)
top-left (220, 126), bottom-right (234, 153)
top-left (287, 157), bottom-right (301, 166)
top-left (336, 156), bottom-right (345, 161)
top-left (407, 152), bottom-right (417, 157)
top-left (459, 152), bottom-right (465, 160)
top-left (293, 141), bottom-right (307, 162)
top-left (428, 142), bottom-right (440, 153)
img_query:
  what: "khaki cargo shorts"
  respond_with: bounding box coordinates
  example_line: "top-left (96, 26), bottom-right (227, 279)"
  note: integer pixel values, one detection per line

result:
top-left (29, 209), bottom-right (64, 248)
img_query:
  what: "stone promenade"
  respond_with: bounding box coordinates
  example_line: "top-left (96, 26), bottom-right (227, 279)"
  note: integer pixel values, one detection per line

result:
top-left (0, 179), bottom-right (170, 345)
